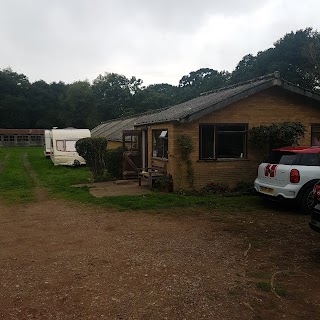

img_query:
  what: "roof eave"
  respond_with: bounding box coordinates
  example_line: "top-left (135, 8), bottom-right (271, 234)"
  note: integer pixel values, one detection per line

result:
top-left (181, 78), bottom-right (320, 123)
top-left (134, 118), bottom-right (180, 127)
top-left (280, 79), bottom-right (320, 102)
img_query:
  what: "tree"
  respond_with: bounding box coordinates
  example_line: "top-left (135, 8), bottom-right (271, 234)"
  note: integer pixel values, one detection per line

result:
top-left (92, 72), bottom-right (143, 121)
top-left (0, 68), bottom-right (31, 128)
top-left (271, 28), bottom-right (319, 88)
top-left (249, 122), bottom-right (306, 159)
top-left (178, 68), bottom-right (229, 100)
top-left (60, 81), bottom-right (98, 129)
top-left (1, 27), bottom-right (319, 129)
top-left (132, 83), bottom-right (179, 113)
top-left (230, 28), bottom-right (320, 89)
top-left (28, 80), bottom-right (55, 128)
top-left (230, 54), bottom-right (259, 84)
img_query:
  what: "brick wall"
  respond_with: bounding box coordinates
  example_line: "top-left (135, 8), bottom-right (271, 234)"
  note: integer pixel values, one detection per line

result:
top-left (107, 141), bottom-right (122, 150)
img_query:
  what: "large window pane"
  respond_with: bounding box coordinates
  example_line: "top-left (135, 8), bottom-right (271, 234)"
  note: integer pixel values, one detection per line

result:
top-left (200, 126), bottom-right (214, 159)
top-left (199, 124), bottom-right (247, 159)
top-left (65, 140), bottom-right (77, 152)
top-left (217, 132), bottom-right (244, 158)
top-left (152, 129), bottom-right (168, 159)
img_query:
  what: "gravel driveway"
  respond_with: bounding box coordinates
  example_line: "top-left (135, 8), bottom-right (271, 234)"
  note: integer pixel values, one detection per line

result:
top-left (1, 194), bottom-right (320, 319)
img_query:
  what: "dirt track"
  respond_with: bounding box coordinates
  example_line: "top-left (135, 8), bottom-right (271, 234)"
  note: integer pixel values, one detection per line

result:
top-left (1, 193), bottom-right (320, 319)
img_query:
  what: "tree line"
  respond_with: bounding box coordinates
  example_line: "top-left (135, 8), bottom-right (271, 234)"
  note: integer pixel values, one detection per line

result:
top-left (0, 27), bottom-right (319, 130)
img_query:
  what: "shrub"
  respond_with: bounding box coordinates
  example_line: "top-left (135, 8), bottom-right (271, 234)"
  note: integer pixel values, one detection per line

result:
top-left (177, 135), bottom-right (193, 161)
top-left (249, 122), bottom-right (306, 159)
top-left (201, 181), bottom-right (230, 194)
top-left (76, 137), bottom-right (108, 180)
top-left (153, 174), bottom-right (174, 192)
top-left (233, 180), bottom-right (256, 195)
top-left (106, 146), bottom-right (125, 180)
top-left (177, 135), bottom-right (194, 188)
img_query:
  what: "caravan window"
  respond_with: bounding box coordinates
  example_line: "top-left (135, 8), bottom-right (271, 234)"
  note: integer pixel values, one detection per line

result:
top-left (65, 140), bottom-right (77, 152)
top-left (55, 140), bottom-right (77, 152)
top-left (56, 140), bottom-right (64, 151)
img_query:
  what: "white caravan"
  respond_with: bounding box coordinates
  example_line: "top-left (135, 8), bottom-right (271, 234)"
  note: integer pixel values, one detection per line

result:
top-left (44, 129), bottom-right (52, 158)
top-left (50, 128), bottom-right (91, 166)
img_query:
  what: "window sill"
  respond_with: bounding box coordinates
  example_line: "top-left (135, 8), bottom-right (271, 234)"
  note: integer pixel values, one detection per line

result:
top-left (151, 157), bottom-right (168, 162)
top-left (197, 158), bottom-right (249, 162)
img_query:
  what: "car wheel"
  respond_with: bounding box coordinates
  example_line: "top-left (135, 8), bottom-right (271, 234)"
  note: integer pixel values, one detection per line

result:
top-left (300, 186), bottom-right (315, 214)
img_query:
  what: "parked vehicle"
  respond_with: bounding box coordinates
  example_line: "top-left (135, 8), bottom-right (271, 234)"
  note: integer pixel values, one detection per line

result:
top-left (50, 128), bottom-right (91, 166)
top-left (44, 129), bottom-right (52, 158)
top-left (309, 181), bottom-right (320, 233)
top-left (254, 146), bottom-right (320, 212)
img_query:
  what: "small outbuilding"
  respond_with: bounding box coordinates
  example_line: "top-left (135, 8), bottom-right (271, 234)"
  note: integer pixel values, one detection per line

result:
top-left (0, 129), bottom-right (44, 147)
top-left (91, 116), bottom-right (141, 149)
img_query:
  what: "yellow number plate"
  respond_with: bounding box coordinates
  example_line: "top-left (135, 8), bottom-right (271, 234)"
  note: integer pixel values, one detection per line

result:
top-left (260, 186), bottom-right (274, 195)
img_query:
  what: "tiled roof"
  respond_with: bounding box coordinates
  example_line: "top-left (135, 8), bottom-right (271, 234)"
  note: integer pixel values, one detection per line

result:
top-left (91, 116), bottom-right (140, 141)
top-left (135, 72), bottom-right (320, 125)
top-left (91, 72), bottom-right (320, 138)
top-left (0, 129), bottom-right (44, 134)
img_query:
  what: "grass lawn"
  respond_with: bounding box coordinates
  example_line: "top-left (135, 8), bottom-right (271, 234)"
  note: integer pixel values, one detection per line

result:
top-left (0, 147), bottom-right (263, 211)
top-left (0, 147), bottom-right (35, 203)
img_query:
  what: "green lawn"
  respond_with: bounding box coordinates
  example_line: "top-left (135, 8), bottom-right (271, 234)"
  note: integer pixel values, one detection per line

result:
top-left (0, 147), bottom-right (263, 211)
top-left (0, 147), bottom-right (35, 203)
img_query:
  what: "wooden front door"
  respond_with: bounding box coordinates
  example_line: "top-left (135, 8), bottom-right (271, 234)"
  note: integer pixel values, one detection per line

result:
top-left (122, 130), bottom-right (142, 179)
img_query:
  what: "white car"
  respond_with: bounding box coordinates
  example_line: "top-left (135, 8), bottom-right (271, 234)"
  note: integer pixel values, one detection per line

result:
top-left (254, 146), bottom-right (320, 212)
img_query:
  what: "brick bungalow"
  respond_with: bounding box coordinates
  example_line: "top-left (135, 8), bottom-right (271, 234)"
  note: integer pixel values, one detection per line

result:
top-left (131, 72), bottom-right (320, 190)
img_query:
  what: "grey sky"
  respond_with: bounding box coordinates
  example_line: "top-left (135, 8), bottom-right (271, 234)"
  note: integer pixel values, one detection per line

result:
top-left (0, 0), bottom-right (319, 86)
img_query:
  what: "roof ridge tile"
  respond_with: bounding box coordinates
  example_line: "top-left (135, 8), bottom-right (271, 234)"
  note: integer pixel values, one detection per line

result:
top-left (200, 71), bottom-right (279, 96)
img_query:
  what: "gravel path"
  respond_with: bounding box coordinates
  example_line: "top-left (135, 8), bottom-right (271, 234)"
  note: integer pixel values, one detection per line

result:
top-left (1, 193), bottom-right (320, 319)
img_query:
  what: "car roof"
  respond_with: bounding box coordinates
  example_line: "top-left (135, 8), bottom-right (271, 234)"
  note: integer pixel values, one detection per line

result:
top-left (272, 146), bottom-right (320, 154)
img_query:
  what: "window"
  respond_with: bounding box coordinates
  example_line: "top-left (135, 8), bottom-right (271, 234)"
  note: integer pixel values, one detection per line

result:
top-left (123, 133), bottom-right (140, 151)
top-left (3, 135), bottom-right (14, 142)
top-left (199, 124), bottom-right (247, 160)
top-left (152, 129), bottom-right (168, 159)
top-left (65, 140), bottom-right (77, 152)
top-left (311, 124), bottom-right (320, 146)
top-left (297, 153), bottom-right (319, 166)
top-left (56, 140), bottom-right (64, 151)
top-left (270, 150), bottom-right (320, 166)
top-left (31, 135), bottom-right (41, 141)
top-left (17, 135), bottom-right (29, 142)
top-left (278, 154), bottom-right (296, 165)
top-left (55, 140), bottom-right (78, 152)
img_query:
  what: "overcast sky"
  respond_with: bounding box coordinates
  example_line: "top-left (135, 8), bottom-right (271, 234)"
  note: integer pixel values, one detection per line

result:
top-left (0, 0), bottom-right (319, 86)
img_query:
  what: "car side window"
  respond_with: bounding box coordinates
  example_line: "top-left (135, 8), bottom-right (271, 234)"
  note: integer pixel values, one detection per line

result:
top-left (297, 153), bottom-right (319, 166)
top-left (278, 154), bottom-right (296, 165)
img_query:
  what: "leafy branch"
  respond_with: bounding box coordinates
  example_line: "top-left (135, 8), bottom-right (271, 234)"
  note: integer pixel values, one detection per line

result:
top-left (177, 135), bottom-right (194, 188)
